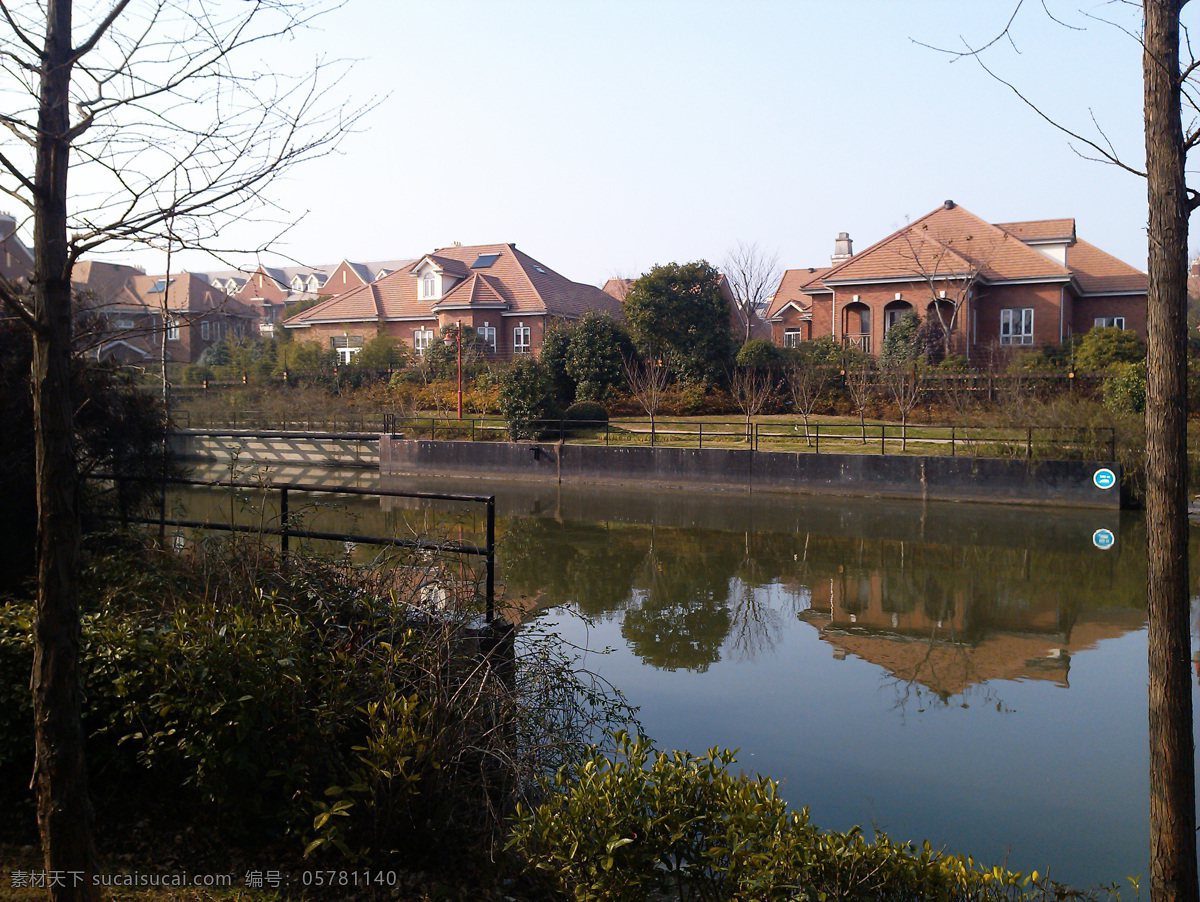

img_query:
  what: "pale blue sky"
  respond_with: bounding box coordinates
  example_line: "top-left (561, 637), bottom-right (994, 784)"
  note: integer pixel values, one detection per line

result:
top-left (137, 1), bottom-right (1156, 285)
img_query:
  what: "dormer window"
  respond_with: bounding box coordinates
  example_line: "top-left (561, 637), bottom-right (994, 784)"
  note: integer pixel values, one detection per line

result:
top-left (422, 272), bottom-right (436, 299)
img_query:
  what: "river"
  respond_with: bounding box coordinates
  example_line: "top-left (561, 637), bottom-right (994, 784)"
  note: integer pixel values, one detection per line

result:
top-left (174, 462), bottom-right (1200, 887)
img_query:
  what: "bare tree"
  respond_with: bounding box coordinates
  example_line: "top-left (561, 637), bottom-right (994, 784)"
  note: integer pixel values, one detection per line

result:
top-left (728, 365), bottom-right (775, 440)
top-left (624, 356), bottom-right (670, 447)
top-left (894, 225), bottom-right (999, 361)
top-left (882, 362), bottom-right (925, 452)
top-left (0, 2), bottom-right (366, 897)
top-left (723, 241), bottom-right (780, 345)
top-left (786, 359), bottom-right (830, 446)
top-left (923, 4), bottom-right (1199, 898)
top-left (845, 361), bottom-right (875, 444)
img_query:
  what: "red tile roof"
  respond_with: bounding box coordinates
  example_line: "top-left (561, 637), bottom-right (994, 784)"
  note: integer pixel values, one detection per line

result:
top-left (823, 204), bottom-right (1071, 285)
top-left (766, 267), bottom-right (829, 319)
top-left (73, 262), bottom-right (254, 318)
top-left (1066, 238), bottom-right (1148, 295)
top-left (801, 203), bottom-right (1143, 299)
top-left (285, 243), bottom-right (622, 329)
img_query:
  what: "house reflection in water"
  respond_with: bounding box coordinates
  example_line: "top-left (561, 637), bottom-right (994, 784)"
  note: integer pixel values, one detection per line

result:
top-left (800, 559), bottom-right (1146, 697)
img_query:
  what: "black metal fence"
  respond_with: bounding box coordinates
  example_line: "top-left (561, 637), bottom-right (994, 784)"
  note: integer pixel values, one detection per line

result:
top-left (171, 412), bottom-right (1118, 461)
top-left (377, 416), bottom-right (1116, 460)
top-left (95, 475), bottom-right (497, 619)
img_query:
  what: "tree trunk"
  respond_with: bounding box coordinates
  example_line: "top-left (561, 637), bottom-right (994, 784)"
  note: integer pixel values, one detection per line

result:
top-left (1143, 3), bottom-right (1199, 900)
top-left (31, 2), bottom-right (99, 899)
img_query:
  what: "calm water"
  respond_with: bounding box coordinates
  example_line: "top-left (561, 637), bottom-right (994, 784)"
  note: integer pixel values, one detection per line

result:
top-left (177, 464), bottom-right (1200, 887)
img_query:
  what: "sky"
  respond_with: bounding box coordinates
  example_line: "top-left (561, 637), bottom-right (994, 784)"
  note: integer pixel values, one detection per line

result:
top-left (87, 0), bottom-right (1159, 286)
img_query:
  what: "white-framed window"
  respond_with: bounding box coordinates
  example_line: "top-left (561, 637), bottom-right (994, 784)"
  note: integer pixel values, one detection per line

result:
top-left (479, 322), bottom-right (496, 351)
top-left (166, 317), bottom-right (179, 341)
top-left (999, 308), bottom-right (1034, 345)
top-left (1094, 316), bottom-right (1125, 330)
top-left (783, 329), bottom-right (801, 348)
top-left (514, 324), bottom-right (531, 354)
top-left (113, 317), bottom-right (135, 330)
top-left (413, 328), bottom-right (434, 355)
top-left (422, 272), bottom-right (436, 299)
top-left (330, 334), bottom-right (364, 364)
top-left (201, 321), bottom-right (210, 340)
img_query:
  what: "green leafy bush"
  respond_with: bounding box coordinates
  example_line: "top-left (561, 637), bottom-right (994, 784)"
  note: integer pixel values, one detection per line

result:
top-left (564, 401), bottom-right (608, 424)
top-left (1104, 360), bottom-right (1147, 414)
top-left (539, 323), bottom-right (576, 407)
top-left (879, 311), bottom-right (921, 368)
top-left (509, 732), bottom-right (1074, 902)
top-left (1076, 326), bottom-right (1145, 371)
top-left (565, 312), bottom-right (633, 402)
top-left (499, 357), bottom-right (562, 439)
top-left (735, 338), bottom-right (782, 368)
top-left (1, 538), bottom-right (634, 867)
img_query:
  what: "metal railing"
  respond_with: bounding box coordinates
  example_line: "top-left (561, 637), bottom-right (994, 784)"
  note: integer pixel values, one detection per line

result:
top-left (171, 412), bottom-right (1119, 461)
top-left (380, 416), bottom-right (1115, 460)
top-left (751, 422), bottom-right (1116, 460)
top-left (95, 475), bottom-right (497, 619)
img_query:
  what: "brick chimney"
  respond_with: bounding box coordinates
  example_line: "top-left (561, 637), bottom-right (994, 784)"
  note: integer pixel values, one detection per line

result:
top-left (831, 232), bottom-right (853, 265)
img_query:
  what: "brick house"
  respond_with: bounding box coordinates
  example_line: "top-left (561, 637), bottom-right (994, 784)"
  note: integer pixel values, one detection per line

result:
top-left (73, 261), bottom-right (255, 363)
top-left (765, 202), bottom-right (1147, 362)
top-left (283, 243), bottom-right (622, 361)
top-left (201, 258), bottom-right (414, 335)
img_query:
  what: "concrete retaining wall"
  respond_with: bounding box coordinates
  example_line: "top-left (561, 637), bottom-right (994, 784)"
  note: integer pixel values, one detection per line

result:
top-left (172, 431), bottom-right (379, 468)
top-left (380, 438), bottom-right (1122, 509)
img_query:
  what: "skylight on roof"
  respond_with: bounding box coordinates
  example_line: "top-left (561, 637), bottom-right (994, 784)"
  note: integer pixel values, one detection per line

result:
top-left (534, 265), bottom-right (546, 273)
top-left (149, 277), bottom-right (174, 293)
top-left (470, 253), bottom-right (500, 269)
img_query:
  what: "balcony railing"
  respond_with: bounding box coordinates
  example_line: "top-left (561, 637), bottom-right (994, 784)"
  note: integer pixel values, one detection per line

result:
top-left (843, 333), bottom-right (871, 354)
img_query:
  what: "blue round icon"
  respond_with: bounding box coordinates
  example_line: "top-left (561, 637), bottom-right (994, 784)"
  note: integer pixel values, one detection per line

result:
top-left (1093, 468), bottom-right (1116, 490)
top-left (1092, 528), bottom-right (1115, 550)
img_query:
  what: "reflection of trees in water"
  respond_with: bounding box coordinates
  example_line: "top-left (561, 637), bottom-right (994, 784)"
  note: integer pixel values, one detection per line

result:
top-left (728, 533), bottom-right (783, 661)
top-left (500, 517), bottom-right (642, 617)
top-left (621, 530), bottom-right (737, 672)
top-left (496, 508), bottom-right (1145, 677)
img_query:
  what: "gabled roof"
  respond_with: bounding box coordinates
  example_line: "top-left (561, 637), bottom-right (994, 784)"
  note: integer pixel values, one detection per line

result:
top-left (415, 254), bottom-right (472, 278)
top-left (766, 267), bottom-right (830, 319)
top-left (823, 203), bottom-right (1073, 286)
top-left (601, 278), bottom-right (633, 302)
top-left (285, 243), bottom-right (622, 328)
top-left (131, 271), bottom-right (256, 317)
top-left (73, 262), bottom-right (256, 319)
top-left (435, 272), bottom-right (509, 309)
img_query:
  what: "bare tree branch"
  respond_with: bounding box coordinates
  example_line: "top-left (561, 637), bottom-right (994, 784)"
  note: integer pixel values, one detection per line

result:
top-left (723, 241), bottom-right (780, 346)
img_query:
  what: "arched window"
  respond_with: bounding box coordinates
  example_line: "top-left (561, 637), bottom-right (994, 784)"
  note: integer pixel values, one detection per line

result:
top-left (422, 273), bottom-right (436, 298)
top-left (883, 300), bottom-right (914, 334)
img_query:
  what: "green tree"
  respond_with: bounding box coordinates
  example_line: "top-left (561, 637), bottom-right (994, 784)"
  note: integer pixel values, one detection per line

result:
top-left (281, 341), bottom-right (335, 381)
top-left (622, 261), bottom-right (736, 386)
top-left (498, 357), bottom-right (561, 439)
top-left (879, 312), bottom-right (922, 369)
top-left (538, 321), bottom-right (576, 407)
top-left (565, 312), bottom-right (633, 401)
top-left (735, 337), bottom-right (782, 368)
top-left (1075, 325), bottom-right (1147, 371)
top-left (355, 333), bottom-right (408, 372)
